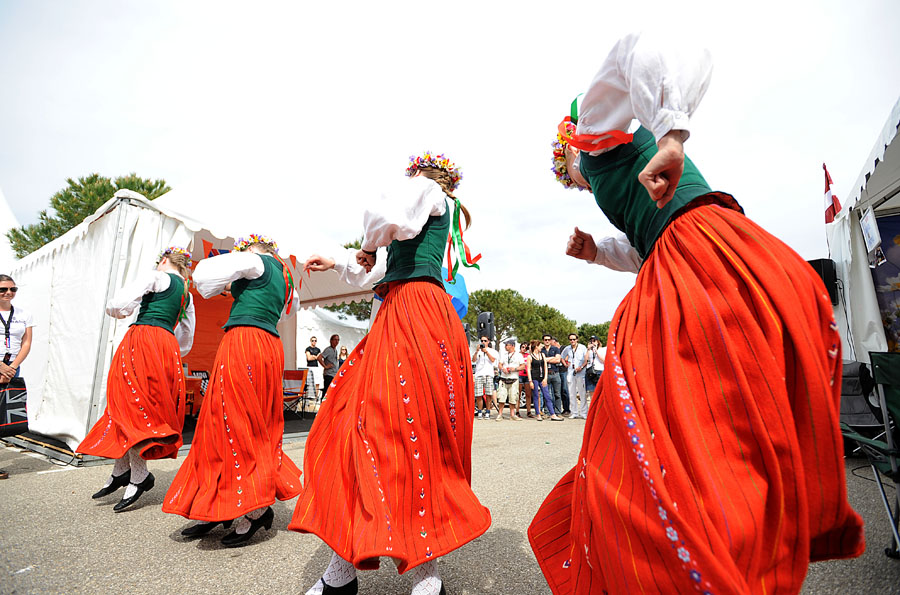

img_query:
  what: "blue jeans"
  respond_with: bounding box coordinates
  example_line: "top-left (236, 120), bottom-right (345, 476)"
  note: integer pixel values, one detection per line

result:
top-left (585, 371), bottom-right (601, 398)
top-left (546, 372), bottom-right (562, 414)
top-left (532, 379), bottom-right (555, 415)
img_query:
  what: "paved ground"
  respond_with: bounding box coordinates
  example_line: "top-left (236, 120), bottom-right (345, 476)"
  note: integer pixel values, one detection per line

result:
top-left (1, 417), bottom-right (898, 594)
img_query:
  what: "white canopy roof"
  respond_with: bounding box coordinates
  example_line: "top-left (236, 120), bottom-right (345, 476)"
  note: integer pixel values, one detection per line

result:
top-left (845, 96), bottom-right (900, 216)
top-left (152, 189), bottom-right (374, 308)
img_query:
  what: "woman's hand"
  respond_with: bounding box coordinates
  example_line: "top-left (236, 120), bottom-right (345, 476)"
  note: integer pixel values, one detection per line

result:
top-left (304, 255), bottom-right (336, 273)
top-left (566, 227), bottom-right (598, 262)
top-left (638, 131), bottom-right (685, 208)
top-left (542, 379), bottom-right (548, 387)
top-left (355, 250), bottom-right (376, 273)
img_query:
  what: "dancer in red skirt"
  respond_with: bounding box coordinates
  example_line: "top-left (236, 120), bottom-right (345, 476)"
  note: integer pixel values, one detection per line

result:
top-left (528, 32), bottom-right (865, 594)
top-left (291, 153), bottom-right (490, 595)
top-left (163, 234), bottom-right (302, 547)
top-left (79, 247), bottom-right (195, 512)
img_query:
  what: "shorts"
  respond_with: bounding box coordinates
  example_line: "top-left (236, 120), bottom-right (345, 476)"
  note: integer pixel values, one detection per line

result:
top-left (496, 379), bottom-right (519, 404)
top-left (474, 375), bottom-right (494, 397)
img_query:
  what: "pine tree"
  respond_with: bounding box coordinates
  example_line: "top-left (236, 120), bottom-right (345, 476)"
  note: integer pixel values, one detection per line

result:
top-left (6, 173), bottom-right (171, 258)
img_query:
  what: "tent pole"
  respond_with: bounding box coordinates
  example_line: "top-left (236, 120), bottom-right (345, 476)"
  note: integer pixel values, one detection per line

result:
top-left (84, 198), bottom-right (130, 435)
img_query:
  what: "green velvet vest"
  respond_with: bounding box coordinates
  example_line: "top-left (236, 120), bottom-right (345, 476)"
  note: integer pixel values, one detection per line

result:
top-left (579, 126), bottom-right (712, 260)
top-left (133, 272), bottom-right (187, 334)
top-left (375, 201), bottom-right (450, 290)
top-left (225, 255), bottom-right (285, 337)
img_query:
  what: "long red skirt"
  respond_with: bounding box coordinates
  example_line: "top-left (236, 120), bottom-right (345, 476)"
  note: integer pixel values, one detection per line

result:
top-left (289, 280), bottom-right (491, 573)
top-left (78, 325), bottom-right (185, 460)
top-left (528, 203), bottom-right (864, 595)
top-left (162, 326), bottom-right (302, 521)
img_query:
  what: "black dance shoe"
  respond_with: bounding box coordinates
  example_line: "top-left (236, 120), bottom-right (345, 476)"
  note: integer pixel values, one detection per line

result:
top-left (113, 472), bottom-right (155, 512)
top-left (220, 507), bottom-right (274, 547)
top-left (91, 470), bottom-right (131, 499)
top-left (181, 519), bottom-right (233, 538)
top-left (320, 577), bottom-right (359, 594)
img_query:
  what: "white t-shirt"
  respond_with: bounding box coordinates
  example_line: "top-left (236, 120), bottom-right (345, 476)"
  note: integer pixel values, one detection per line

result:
top-left (473, 347), bottom-right (499, 378)
top-left (1, 305), bottom-right (34, 360)
top-left (562, 343), bottom-right (588, 378)
top-left (498, 350), bottom-right (525, 380)
top-left (588, 345), bottom-right (606, 373)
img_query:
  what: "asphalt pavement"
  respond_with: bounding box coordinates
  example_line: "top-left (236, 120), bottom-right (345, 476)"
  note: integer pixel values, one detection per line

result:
top-left (1, 416), bottom-right (898, 594)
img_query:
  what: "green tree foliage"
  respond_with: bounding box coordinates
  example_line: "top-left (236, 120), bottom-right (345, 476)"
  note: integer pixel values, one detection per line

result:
top-left (462, 288), bottom-right (581, 345)
top-left (324, 237), bottom-right (372, 322)
top-left (577, 321), bottom-right (610, 345)
top-left (6, 173), bottom-right (171, 258)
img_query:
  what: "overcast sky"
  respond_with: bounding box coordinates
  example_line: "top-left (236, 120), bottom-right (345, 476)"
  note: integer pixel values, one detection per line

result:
top-left (1, 0), bottom-right (899, 326)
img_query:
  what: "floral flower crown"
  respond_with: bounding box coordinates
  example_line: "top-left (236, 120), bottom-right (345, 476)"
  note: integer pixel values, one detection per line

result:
top-left (551, 121), bottom-right (584, 190)
top-left (233, 234), bottom-right (279, 253)
top-left (405, 151), bottom-right (462, 192)
top-left (156, 246), bottom-right (192, 266)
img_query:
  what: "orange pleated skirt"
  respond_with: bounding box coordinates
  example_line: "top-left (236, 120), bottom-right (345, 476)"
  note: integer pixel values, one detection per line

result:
top-left (162, 326), bottom-right (302, 521)
top-left (289, 280), bottom-right (491, 573)
top-left (78, 325), bottom-right (185, 460)
top-left (528, 202), bottom-right (864, 595)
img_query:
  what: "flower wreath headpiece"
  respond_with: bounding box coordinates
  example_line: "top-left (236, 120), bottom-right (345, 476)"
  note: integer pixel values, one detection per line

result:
top-left (552, 94), bottom-right (634, 190)
top-left (233, 234), bottom-right (279, 253)
top-left (233, 234), bottom-right (295, 312)
top-left (552, 121), bottom-right (583, 190)
top-left (156, 246), bottom-right (192, 266)
top-left (405, 151), bottom-right (463, 193)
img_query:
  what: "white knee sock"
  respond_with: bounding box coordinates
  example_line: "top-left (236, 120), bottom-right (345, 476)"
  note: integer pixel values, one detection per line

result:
top-left (306, 551), bottom-right (357, 594)
top-left (410, 560), bottom-right (442, 595)
top-left (233, 507), bottom-right (266, 535)
top-left (106, 455), bottom-right (130, 486)
top-left (122, 448), bottom-right (149, 499)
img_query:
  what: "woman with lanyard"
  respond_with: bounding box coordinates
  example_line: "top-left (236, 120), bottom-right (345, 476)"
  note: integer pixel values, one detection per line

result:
top-left (0, 274), bottom-right (34, 479)
top-left (77, 248), bottom-right (195, 511)
top-left (163, 234), bottom-right (301, 548)
top-left (291, 152), bottom-right (490, 595)
top-left (528, 31), bottom-right (863, 594)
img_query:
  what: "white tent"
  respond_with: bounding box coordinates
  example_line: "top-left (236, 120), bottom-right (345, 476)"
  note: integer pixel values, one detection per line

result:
top-left (827, 96), bottom-right (900, 362)
top-left (9, 190), bottom-right (373, 450)
top-left (0, 187), bottom-right (19, 273)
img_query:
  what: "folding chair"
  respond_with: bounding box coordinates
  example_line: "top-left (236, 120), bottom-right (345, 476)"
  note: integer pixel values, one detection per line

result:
top-left (283, 369), bottom-right (310, 418)
top-left (840, 351), bottom-right (900, 558)
top-left (184, 377), bottom-right (205, 418)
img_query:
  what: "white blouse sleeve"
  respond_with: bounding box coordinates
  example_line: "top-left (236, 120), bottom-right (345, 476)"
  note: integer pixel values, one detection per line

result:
top-left (331, 246), bottom-right (388, 289)
top-left (192, 251), bottom-right (265, 299)
top-left (577, 31), bottom-right (713, 145)
top-left (106, 270), bottom-right (171, 318)
top-left (592, 233), bottom-right (643, 273)
top-left (174, 298), bottom-right (196, 356)
top-left (360, 177), bottom-right (449, 252)
top-left (282, 288), bottom-right (300, 319)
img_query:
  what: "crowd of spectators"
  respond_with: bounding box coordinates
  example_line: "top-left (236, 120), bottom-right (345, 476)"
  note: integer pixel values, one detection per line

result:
top-left (471, 333), bottom-right (606, 422)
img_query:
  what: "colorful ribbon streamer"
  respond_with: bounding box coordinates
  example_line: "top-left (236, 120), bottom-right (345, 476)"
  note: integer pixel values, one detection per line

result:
top-left (445, 198), bottom-right (481, 283)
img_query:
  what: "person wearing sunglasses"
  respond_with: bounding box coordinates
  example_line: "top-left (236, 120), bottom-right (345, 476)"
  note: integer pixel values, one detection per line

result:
top-left (0, 274), bottom-right (33, 479)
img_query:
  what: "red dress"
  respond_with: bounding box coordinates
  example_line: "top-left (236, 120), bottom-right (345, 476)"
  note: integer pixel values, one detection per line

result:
top-left (163, 252), bottom-right (302, 521)
top-left (78, 325), bottom-right (185, 460)
top-left (528, 204), bottom-right (864, 594)
top-left (289, 280), bottom-right (492, 572)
